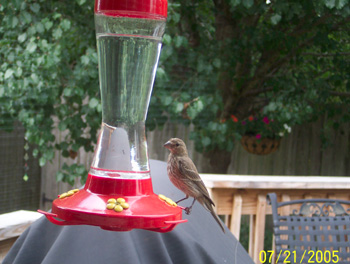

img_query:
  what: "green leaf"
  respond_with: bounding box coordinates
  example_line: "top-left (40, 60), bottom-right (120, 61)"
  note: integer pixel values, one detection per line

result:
top-left (56, 171), bottom-right (64, 182)
top-left (162, 95), bottom-right (173, 106)
top-left (81, 55), bottom-right (90, 65)
top-left (40, 39), bottom-right (49, 49)
top-left (160, 46), bottom-right (173, 60)
top-left (174, 13), bottom-right (182, 24)
top-left (325, 0), bottom-right (336, 8)
top-left (187, 106), bottom-right (200, 119)
top-left (33, 149), bottom-right (39, 157)
top-left (58, 142), bottom-right (69, 151)
top-left (156, 67), bottom-right (166, 78)
top-left (63, 88), bottom-right (73, 96)
top-left (44, 149), bottom-right (55, 161)
top-left (230, 0), bottom-right (241, 7)
top-left (271, 14), bottom-right (282, 25)
top-left (21, 12), bottom-right (32, 24)
top-left (18, 33), bottom-right (27, 43)
top-left (27, 26), bottom-right (37, 36)
top-left (174, 102), bottom-right (184, 113)
top-left (174, 36), bottom-right (184, 48)
top-left (53, 28), bottom-right (63, 39)
top-left (242, 0), bottom-right (254, 9)
top-left (76, 0), bottom-right (87, 5)
top-left (202, 137), bottom-right (211, 147)
top-left (163, 34), bottom-right (172, 45)
top-left (72, 143), bottom-right (80, 152)
top-left (58, 121), bottom-right (67, 131)
top-left (15, 67), bottom-right (23, 77)
top-left (44, 20), bottom-right (53, 30)
top-left (30, 3), bottom-right (40, 13)
top-left (68, 175), bottom-right (75, 186)
top-left (62, 163), bottom-right (70, 171)
top-left (36, 22), bottom-right (45, 33)
top-left (265, 102), bottom-right (277, 112)
top-left (31, 73), bottom-right (39, 84)
top-left (8, 53), bottom-right (15, 62)
top-left (26, 42), bottom-right (37, 53)
top-left (208, 122), bottom-right (218, 131)
top-left (89, 98), bottom-right (99, 108)
top-left (335, 0), bottom-right (347, 9)
top-left (20, 2), bottom-right (27, 10)
top-left (194, 100), bottom-right (204, 112)
top-left (61, 150), bottom-right (69, 158)
top-left (213, 58), bottom-right (221, 68)
top-left (39, 156), bottom-right (46, 167)
top-left (53, 13), bottom-right (62, 19)
top-left (76, 165), bottom-right (86, 175)
top-left (11, 16), bottom-right (19, 28)
top-left (60, 19), bottom-right (71, 31)
top-left (4, 69), bottom-right (14, 80)
top-left (23, 174), bottom-right (29, 182)
top-left (97, 104), bottom-right (102, 113)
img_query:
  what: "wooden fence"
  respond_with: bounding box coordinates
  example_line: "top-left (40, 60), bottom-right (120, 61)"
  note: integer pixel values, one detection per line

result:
top-left (40, 117), bottom-right (350, 208)
top-left (0, 122), bottom-right (41, 214)
top-left (146, 118), bottom-right (350, 176)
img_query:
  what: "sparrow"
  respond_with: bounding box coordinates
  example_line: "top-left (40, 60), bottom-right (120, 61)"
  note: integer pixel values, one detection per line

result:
top-left (164, 138), bottom-right (225, 233)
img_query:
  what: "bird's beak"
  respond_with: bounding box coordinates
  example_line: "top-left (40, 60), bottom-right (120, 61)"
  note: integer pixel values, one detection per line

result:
top-left (164, 141), bottom-right (171, 149)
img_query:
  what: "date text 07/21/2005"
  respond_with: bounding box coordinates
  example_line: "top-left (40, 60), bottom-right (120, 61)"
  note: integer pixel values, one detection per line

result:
top-left (259, 250), bottom-right (340, 263)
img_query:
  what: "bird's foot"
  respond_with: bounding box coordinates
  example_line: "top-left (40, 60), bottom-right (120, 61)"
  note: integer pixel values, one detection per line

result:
top-left (184, 207), bottom-right (192, 215)
top-left (175, 196), bottom-right (189, 204)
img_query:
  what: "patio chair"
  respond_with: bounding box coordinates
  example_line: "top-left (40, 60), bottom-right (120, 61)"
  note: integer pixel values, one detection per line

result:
top-left (267, 193), bottom-right (350, 264)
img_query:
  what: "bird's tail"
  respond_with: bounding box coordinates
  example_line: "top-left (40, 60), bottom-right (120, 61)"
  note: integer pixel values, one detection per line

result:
top-left (210, 209), bottom-right (226, 233)
top-left (201, 198), bottom-right (226, 233)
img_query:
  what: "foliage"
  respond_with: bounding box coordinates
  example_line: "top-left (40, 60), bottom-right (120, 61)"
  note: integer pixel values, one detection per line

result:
top-left (1, 0), bottom-right (350, 181)
top-left (0, 0), bottom-right (98, 184)
top-left (149, 0), bottom-right (350, 158)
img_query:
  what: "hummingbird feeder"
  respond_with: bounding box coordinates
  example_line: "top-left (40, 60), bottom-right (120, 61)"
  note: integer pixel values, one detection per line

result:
top-left (38, 0), bottom-right (187, 232)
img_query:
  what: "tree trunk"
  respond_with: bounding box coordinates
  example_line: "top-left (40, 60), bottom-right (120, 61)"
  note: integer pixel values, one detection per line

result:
top-left (203, 148), bottom-right (232, 173)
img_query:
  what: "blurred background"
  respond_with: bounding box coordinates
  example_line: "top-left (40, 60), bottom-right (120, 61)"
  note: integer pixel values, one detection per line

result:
top-left (1, 0), bottom-right (350, 254)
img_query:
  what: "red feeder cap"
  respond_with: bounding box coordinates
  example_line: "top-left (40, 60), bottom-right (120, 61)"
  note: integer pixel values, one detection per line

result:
top-left (95, 0), bottom-right (168, 19)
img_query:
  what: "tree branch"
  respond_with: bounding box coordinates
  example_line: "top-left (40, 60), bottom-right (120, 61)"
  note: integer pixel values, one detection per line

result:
top-left (302, 52), bottom-right (350, 57)
top-left (243, 87), bottom-right (274, 97)
top-left (329, 91), bottom-right (350, 97)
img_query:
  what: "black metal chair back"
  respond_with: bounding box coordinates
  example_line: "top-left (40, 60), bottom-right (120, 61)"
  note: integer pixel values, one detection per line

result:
top-left (267, 193), bottom-right (350, 264)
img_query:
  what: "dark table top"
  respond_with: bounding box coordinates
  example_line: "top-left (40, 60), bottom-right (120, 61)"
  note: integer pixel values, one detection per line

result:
top-left (4, 160), bottom-right (253, 264)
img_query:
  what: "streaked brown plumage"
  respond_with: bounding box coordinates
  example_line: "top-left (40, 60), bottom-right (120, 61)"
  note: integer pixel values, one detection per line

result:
top-left (164, 138), bottom-right (225, 233)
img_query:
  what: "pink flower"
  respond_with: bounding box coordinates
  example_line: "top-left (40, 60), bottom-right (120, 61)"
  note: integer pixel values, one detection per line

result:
top-left (256, 134), bottom-right (261, 139)
top-left (241, 121), bottom-right (246, 125)
top-left (262, 116), bottom-right (270, 124)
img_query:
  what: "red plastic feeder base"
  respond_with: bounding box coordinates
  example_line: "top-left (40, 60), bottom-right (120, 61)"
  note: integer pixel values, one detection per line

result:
top-left (38, 173), bottom-right (187, 233)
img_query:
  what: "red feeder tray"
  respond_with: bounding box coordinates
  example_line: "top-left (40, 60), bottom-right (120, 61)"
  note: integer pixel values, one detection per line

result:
top-left (39, 173), bottom-right (187, 232)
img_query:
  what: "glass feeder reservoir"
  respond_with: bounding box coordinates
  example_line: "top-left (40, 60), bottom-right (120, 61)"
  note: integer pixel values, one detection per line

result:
top-left (39, 0), bottom-right (187, 232)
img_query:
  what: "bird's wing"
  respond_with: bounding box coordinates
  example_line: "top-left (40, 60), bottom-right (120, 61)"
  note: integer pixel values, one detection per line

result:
top-left (178, 156), bottom-right (214, 206)
top-left (177, 156), bottom-right (200, 181)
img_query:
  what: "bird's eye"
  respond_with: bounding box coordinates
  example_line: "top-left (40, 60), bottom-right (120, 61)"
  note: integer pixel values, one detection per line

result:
top-left (175, 143), bottom-right (180, 147)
